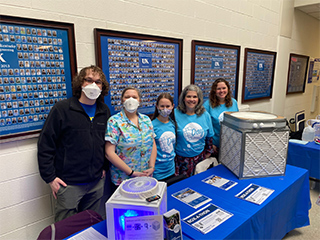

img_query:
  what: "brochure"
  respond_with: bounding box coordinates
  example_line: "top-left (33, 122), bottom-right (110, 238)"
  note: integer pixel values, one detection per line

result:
top-left (183, 203), bottom-right (233, 234)
top-left (202, 174), bottom-right (238, 191)
top-left (124, 215), bottom-right (163, 240)
top-left (68, 227), bottom-right (107, 240)
top-left (172, 187), bottom-right (211, 209)
top-left (235, 183), bottom-right (274, 205)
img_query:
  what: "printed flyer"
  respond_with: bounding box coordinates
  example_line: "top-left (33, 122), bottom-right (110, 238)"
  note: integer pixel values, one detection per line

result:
top-left (202, 174), bottom-right (238, 190)
top-left (172, 187), bottom-right (211, 209)
top-left (235, 183), bottom-right (274, 205)
top-left (124, 215), bottom-right (163, 240)
top-left (183, 203), bottom-right (233, 234)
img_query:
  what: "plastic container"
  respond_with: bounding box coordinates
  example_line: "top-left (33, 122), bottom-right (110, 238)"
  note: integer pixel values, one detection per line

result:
top-left (306, 118), bottom-right (320, 127)
top-left (313, 123), bottom-right (320, 138)
top-left (301, 125), bottom-right (315, 142)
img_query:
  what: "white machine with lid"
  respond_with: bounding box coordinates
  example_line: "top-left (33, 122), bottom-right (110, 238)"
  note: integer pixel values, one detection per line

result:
top-left (106, 177), bottom-right (167, 240)
top-left (219, 111), bottom-right (289, 179)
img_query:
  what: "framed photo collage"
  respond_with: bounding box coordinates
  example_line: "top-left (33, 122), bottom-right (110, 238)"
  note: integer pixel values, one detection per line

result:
top-left (0, 15), bottom-right (77, 143)
top-left (94, 29), bottom-right (183, 116)
top-left (0, 15), bottom-right (310, 142)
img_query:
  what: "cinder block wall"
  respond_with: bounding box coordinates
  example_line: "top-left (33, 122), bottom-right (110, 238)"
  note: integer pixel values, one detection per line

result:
top-left (0, 0), bottom-right (319, 239)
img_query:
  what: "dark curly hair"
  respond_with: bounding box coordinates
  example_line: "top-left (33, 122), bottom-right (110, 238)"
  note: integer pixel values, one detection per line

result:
top-left (72, 65), bottom-right (109, 102)
top-left (208, 78), bottom-right (233, 108)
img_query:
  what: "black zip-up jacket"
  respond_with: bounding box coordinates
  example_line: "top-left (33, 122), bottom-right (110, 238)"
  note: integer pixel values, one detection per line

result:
top-left (37, 97), bottom-right (110, 184)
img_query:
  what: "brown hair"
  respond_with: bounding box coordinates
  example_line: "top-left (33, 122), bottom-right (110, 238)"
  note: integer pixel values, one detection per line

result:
top-left (120, 87), bottom-right (142, 103)
top-left (208, 78), bottom-right (233, 108)
top-left (72, 65), bottom-right (109, 102)
top-left (152, 93), bottom-right (176, 122)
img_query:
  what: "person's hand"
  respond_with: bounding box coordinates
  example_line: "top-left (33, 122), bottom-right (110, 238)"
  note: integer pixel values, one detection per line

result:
top-left (205, 152), bottom-right (211, 159)
top-left (143, 167), bottom-right (154, 176)
top-left (131, 171), bottom-right (147, 177)
top-left (49, 177), bottom-right (67, 199)
top-left (101, 170), bottom-right (106, 178)
top-left (213, 145), bottom-right (218, 154)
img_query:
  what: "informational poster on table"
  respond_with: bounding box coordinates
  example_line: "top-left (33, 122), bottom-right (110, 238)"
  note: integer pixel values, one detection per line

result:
top-left (183, 203), bottom-right (233, 234)
top-left (0, 15), bottom-right (76, 142)
top-left (235, 183), bottom-right (274, 205)
top-left (202, 174), bottom-right (238, 191)
top-left (172, 187), bottom-right (211, 209)
top-left (124, 215), bottom-right (163, 240)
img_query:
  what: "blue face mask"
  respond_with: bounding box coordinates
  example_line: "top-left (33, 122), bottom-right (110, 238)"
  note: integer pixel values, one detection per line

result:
top-left (158, 108), bottom-right (172, 118)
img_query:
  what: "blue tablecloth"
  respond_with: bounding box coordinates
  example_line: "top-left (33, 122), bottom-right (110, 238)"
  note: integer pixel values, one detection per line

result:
top-left (66, 164), bottom-right (310, 240)
top-left (168, 164), bottom-right (310, 240)
top-left (287, 141), bottom-right (320, 180)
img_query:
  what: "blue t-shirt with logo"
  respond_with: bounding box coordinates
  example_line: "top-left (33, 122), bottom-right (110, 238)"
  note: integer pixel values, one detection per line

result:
top-left (174, 108), bottom-right (214, 158)
top-left (152, 118), bottom-right (176, 180)
top-left (203, 98), bottom-right (238, 147)
top-left (80, 102), bottom-right (96, 121)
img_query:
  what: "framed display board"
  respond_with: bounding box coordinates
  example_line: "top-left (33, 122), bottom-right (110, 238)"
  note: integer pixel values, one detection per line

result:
top-left (286, 53), bottom-right (309, 94)
top-left (94, 29), bottom-right (183, 116)
top-left (0, 15), bottom-right (77, 143)
top-left (191, 40), bottom-right (240, 101)
top-left (242, 48), bottom-right (276, 103)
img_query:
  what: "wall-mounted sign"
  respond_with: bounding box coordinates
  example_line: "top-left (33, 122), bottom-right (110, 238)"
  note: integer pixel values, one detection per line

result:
top-left (242, 48), bottom-right (276, 103)
top-left (94, 29), bottom-right (183, 116)
top-left (191, 40), bottom-right (240, 100)
top-left (286, 53), bottom-right (309, 94)
top-left (0, 15), bottom-right (77, 143)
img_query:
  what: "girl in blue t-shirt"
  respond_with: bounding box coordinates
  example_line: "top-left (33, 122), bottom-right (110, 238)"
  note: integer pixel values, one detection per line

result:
top-left (152, 93), bottom-right (176, 182)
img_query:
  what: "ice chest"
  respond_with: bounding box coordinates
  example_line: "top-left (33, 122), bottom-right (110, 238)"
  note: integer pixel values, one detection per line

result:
top-left (219, 111), bottom-right (289, 179)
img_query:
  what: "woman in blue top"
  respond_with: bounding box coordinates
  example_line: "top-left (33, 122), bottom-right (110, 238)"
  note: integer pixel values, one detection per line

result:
top-left (151, 93), bottom-right (176, 182)
top-left (175, 85), bottom-right (214, 177)
top-left (203, 78), bottom-right (239, 153)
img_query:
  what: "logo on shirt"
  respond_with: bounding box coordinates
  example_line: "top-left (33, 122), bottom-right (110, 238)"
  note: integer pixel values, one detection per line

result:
top-left (218, 111), bottom-right (225, 124)
top-left (183, 123), bottom-right (204, 143)
top-left (159, 131), bottom-right (175, 155)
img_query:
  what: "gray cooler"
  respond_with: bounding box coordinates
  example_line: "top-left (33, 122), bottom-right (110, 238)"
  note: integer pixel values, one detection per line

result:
top-left (219, 111), bottom-right (289, 179)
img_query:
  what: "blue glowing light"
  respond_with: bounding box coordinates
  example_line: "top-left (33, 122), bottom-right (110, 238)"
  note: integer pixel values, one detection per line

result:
top-left (119, 210), bottom-right (139, 231)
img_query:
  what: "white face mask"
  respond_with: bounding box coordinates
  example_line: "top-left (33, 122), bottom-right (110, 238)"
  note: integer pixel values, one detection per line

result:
top-left (82, 83), bottom-right (101, 100)
top-left (158, 108), bottom-right (172, 118)
top-left (123, 97), bottom-right (139, 113)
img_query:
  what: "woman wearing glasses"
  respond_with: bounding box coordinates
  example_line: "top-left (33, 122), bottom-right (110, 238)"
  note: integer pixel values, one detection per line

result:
top-left (105, 87), bottom-right (157, 189)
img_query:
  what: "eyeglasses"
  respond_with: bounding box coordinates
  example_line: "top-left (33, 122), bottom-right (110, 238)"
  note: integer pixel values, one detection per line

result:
top-left (84, 78), bottom-right (102, 86)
